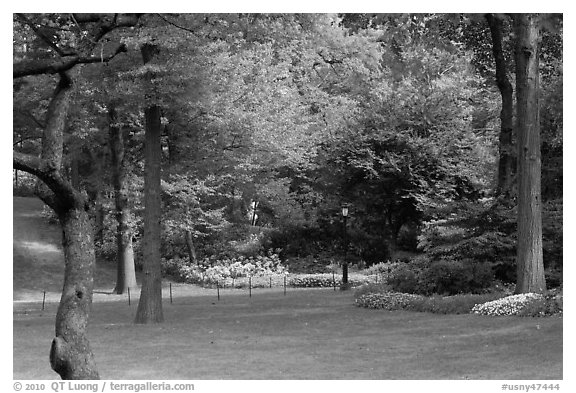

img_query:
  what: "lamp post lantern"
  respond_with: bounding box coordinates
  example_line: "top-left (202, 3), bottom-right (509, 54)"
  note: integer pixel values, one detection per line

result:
top-left (341, 204), bottom-right (349, 286)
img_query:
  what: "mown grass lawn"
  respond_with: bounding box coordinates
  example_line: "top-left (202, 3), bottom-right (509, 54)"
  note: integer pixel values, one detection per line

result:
top-left (13, 288), bottom-right (562, 380)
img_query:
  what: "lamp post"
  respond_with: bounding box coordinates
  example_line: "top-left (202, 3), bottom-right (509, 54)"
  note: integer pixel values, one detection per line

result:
top-left (341, 204), bottom-right (349, 286)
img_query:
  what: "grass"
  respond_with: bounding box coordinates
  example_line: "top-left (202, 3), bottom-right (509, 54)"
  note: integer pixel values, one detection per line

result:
top-left (14, 289), bottom-right (562, 380)
top-left (13, 197), bottom-right (563, 380)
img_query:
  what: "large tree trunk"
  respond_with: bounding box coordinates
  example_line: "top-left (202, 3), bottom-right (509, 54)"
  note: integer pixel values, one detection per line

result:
top-left (135, 43), bottom-right (164, 324)
top-left (50, 206), bottom-right (99, 379)
top-left (513, 14), bottom-right (546, 294)
top-left (109, 105), bottom-right (137, 294)
top-left (486, 13), bottom-right (515, 198)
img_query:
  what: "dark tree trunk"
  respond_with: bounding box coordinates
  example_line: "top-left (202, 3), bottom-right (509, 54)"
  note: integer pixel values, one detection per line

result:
top-left (185, 230), bottom-right (198, 265)
top-left (513, 14), bottom-right (546, 294)
top-left (135, 43), bottom-right (164, 324)
top-left (486, 13), bottom-right (515, 197)
top-left (109, 105), bottom-right (137, 294)
top-left (50, 206), bottom-right (99, 379)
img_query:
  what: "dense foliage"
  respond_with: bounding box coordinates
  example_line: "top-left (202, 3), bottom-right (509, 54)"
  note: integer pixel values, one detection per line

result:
top-left (14, 13), bottom-right (562, 295)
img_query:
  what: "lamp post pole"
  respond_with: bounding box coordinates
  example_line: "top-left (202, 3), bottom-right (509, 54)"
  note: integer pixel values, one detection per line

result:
top-left (342, 204), bottom-right (349, 286)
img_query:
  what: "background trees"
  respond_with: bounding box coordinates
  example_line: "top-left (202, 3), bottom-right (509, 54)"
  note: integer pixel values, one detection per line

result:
top-left (13, 13), bottom-right (562, 379)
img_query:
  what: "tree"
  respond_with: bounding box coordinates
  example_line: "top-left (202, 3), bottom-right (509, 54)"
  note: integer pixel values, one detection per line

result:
top-left (513, 14), bottom-right (546, 294)
top-left (485, 14), bottom-right (515, 197)
top-left (108, 103), bottom-right (138, 294)
top-left (13, 13), bottom-right (140, 379)
top-left (134, 42), bottom-right (164, 324)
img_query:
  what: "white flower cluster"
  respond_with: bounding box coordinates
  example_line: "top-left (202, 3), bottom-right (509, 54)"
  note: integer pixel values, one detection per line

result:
top-left (355, 292), bottom-right (424, 310)
top-left (471, 293), bottom-right (544, 316)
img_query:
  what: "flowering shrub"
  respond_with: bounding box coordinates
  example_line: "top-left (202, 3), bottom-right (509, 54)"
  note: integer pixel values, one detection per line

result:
top-left (289, 273), bottom-right (375, 288)
top-left (355, 292), bottom-right (425, 310)
top-left (162, 253), bottom-right (287, 287)
top-left (471, 293), bottom-right (546, 316)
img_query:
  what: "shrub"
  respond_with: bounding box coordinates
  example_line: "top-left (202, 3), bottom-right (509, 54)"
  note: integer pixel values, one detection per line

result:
top-left (364, 261), bottom-right (393, 276)
top-left (386, 262), bottom-right (422, 294)
top-left (471, 293), bottom-right (547, 316)
top-left (289, 273), bottom-right (374, 288)
top-left (162, 253), bottom-right (287, 287)
top-left (354, 282), bottom-right (392, 299)
top-left (420, 259), bottom-right (494, 295)
top-left (355, 292), bottom-right (425, 310)
top-left (409, 293), bottom-right (504, 314)
top-left (354, 283), bottom-right (503, 314)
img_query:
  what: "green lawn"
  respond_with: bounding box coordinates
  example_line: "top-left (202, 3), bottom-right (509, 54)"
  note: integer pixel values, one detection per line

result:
top-left (13, 288), bottom-right (562, 380)
top-left (12, 196), bottom-right (563, 380)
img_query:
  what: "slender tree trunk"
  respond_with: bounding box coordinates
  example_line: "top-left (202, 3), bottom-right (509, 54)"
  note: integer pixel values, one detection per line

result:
top-left (486, 13), bottom-right (515, 197)
top-left (185, 230), bottom-right (198, 265)
top-left (109, 105), bottom-right (137, 294)
top-left (50, 206), bottom-right (99, 379)
top-left (513, 14), bottom-right (546, 294)
top-left (93, 190), bottom-right (105, 245)
top-left (135, 43), bottom-right (164, 324)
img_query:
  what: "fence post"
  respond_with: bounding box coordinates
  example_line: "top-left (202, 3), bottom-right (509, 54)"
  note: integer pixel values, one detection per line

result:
top-left (42, 291), bottom-right (46, 311)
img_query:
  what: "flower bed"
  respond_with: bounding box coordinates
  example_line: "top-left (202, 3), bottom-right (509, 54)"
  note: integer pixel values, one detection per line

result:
top-left (471, 293), bottom-right (545, 316)
top-left (162, 253), bottom-right (287, 287)
top-left (355, 292), bottom-right (425, 310)
top-left (289, 273), bottom-right (376, 288)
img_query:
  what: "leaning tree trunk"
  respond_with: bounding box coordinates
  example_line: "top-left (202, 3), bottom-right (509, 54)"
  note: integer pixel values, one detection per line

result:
top-left (134, 43), bottom-right (164, 324)
top-left (486, 13), bottom-right (515, 198)
top-left (14, 12), bottom-right (142, 380)
top-left (13, 72), bottom-right (100, 379)
top-left (50, 205), bottom-right (99, 379)
top-left (109, 105), bottom-right (137, 294)
top-left (513, 14), bottom-right (546, 294)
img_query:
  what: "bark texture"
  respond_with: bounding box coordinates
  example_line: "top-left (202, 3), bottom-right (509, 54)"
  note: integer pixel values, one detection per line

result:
top-left (134, 43), bottom-right (164, 324)
top-left (513, 14), bottom-right (546, 294)
top-left (50, 207), bottom-right (99, 379)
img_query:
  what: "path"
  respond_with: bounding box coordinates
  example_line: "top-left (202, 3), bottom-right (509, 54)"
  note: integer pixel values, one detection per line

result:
top-left (13, 196), bottom-right (253, 305)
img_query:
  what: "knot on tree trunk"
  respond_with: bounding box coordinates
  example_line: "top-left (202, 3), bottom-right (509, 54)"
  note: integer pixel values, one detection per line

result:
top-left (50, 336), bottom-right (100, 380)
top-left (50, 336), bottom-right (71, 379)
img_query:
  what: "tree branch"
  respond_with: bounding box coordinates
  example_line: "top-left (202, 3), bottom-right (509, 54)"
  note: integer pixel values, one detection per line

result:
top-left (14, 151), bottom-right (83, 211)
top-left (155, 13), bottom-right (199, 36)
top-left (13, 43), bottom-right (127, 78)
top-left (15, 13), bottom-right (74, 57)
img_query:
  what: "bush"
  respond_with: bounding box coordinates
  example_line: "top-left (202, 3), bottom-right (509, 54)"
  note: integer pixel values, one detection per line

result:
top-left (420, 259), bottom-right (494, 295)
top-left (354, 282), bottom-right (392, 299)
top-left (409, 293), bottom-right (504, 314)
top-left (162, 253), bottom-right (287, 287)
top-left (470, 293), bottom-right (553, 316)
top-left (382, 258), bottom-right (494, 295)
top-left (386, 262), bottom-right (422, 294)
top-left (354, 284), bottom-right (503, 314)
top-left (289, 273), bottom-right (375, 288)
top-left (355, 292), bottom-right (424, 310)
